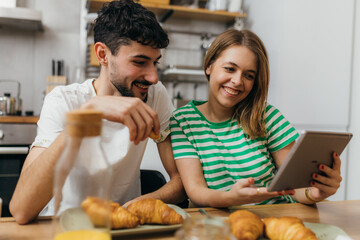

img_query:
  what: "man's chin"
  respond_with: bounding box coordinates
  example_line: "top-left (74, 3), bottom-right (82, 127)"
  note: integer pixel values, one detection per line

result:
top-left (135, 92), bottom-right (148, 103)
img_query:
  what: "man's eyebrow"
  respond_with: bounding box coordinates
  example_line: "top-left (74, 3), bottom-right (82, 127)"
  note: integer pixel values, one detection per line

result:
top-left (133, 54), bottom-right (162, 61)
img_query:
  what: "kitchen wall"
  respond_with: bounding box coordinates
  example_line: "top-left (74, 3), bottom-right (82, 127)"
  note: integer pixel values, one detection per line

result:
top-left (0, 0), bottom-right (81, 115)
top-left (1, 0), bottom-right (359, 201)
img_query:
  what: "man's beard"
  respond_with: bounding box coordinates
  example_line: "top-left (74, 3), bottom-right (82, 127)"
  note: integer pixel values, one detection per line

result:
top-left (113, 81), bottom-right (149, 103)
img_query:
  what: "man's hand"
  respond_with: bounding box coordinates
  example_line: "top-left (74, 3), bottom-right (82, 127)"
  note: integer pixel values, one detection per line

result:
top-left (82, 96), bottom-right (160, 144)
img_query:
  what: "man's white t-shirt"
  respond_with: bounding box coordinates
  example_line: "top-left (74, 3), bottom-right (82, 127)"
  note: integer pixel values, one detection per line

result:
top-left (33, 79), bottom-right (174, 215)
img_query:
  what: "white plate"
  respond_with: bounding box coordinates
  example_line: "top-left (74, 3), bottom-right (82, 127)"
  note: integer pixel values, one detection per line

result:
top-left (257, 222), bottom-right (352, 240)
top-left (304, 222), bottom-right (352, 240)
top-left (60, 204), bottom-right (188, 237)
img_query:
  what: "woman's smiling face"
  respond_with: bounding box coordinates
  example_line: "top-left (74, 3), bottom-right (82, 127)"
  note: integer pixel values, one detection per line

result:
top-left (206, 45), bottom-right (257, 111)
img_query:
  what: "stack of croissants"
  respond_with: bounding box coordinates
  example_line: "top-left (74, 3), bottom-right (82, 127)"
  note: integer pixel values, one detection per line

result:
top-left (81, 197), bottom-right (183, 229)
top-left (228, 209), bottom-right (318, 240)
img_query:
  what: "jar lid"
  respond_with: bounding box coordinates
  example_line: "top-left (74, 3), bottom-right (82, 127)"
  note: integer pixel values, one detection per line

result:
top-left (66, 109), bottom-right (103, 123)
top-left (66, 109), bottom-right (103, 137)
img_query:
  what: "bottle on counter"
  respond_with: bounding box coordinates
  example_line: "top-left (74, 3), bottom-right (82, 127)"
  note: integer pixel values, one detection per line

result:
top-left (52, 109), bottom-right (112, 240)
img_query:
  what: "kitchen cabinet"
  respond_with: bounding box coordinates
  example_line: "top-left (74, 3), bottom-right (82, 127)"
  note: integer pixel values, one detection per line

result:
top-left (0, 6), bottom-right (43, 31)
top-left (0, 120), bottom-right (37, 217)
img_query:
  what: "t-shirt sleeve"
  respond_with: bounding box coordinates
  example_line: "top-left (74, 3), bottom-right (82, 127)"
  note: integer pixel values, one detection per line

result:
top-left (32, 87), bottom-right (70, 148)
top-left (265, 104), bottom-right (299, 152)
top-left (170, 111), bottom-right (198, 160)
top-left (150, 82), bottom-right (175, 143)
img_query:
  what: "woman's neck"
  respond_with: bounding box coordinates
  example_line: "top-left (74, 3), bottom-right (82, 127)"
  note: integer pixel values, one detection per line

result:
top-left (197, 99), bottom-right (235, 123)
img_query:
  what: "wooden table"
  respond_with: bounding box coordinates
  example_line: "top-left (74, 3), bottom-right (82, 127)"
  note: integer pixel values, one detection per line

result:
top-left (1, 200), bottom-right (359, 240)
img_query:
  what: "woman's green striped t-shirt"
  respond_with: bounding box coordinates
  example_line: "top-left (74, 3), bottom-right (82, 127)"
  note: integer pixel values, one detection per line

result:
top-left (170, 100), bottom-right (299, 205)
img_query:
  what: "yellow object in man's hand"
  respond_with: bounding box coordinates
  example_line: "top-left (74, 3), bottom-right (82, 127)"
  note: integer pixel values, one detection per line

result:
top-left (149, 131), bottom-right (161, 140)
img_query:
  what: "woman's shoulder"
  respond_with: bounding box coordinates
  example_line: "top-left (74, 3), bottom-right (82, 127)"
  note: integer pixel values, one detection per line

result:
top-left (173, 100), bottom-right (205, 116)
top-left (264, 102), bottom-right (283, 116)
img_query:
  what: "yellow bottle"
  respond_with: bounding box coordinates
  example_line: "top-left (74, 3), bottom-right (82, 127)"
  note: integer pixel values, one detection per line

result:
top-left (54, 230), bottom-right (111, 240)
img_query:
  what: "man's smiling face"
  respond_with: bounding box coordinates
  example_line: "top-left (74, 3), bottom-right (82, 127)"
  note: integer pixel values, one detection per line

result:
top-left (108, 41), bottom-right (161, 102)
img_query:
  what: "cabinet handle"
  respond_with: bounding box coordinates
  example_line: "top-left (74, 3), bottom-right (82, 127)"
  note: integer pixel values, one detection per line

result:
top-left (0, 147), bottom-right (29, 154)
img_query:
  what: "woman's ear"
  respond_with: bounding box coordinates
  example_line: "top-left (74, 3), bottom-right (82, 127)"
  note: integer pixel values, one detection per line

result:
top-left (94, 42), bottom-right (108, 66)
top-left (205, 65), bottom-right (212, 75)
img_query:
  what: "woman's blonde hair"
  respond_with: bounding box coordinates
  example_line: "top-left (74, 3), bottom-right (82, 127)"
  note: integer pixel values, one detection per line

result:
top-left (203, 29), bottom-right (269, 138)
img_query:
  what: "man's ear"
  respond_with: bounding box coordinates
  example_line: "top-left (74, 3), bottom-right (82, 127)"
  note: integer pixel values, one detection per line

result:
top-left (94, 42), bottom-right (108, 66)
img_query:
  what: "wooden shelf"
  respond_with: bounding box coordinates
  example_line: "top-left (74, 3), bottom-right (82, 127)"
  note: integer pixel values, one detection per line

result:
top-left (89, 1), bottom-right (246, 22)
top-left (0, 116), bottom-right (39, 124)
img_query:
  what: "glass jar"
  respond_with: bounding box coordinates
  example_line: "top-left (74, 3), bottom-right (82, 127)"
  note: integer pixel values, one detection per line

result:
top-left (52, 109), bottom-right (112, 240)
top-left (175, 216), bottom-right (234, 240)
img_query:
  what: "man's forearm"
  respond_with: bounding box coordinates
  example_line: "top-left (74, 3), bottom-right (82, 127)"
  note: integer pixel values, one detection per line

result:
top-left (144, 174), bottom-right (186, 203)
top-left (124, 174), bottom-right (186, 207)
top-left (10, 133), bottom-right (65, 224)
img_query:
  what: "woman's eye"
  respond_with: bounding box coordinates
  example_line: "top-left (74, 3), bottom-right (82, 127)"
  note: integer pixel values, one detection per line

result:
top-left (245, 73), bottom-right (255, 80)
top-left (154, 61), bottom-right (160, 66)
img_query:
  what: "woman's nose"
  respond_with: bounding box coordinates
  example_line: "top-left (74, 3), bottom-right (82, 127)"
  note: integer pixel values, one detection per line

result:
top-left (231, 72), bottom-right (244, 86)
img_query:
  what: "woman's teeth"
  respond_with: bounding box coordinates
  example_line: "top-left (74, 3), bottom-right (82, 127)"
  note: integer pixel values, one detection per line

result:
top-left (224, 87), bottom-right (239, 95)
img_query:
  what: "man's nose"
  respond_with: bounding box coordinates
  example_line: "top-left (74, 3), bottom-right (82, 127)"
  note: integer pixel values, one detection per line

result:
top-left (145, 65), bottom-right (158, 84)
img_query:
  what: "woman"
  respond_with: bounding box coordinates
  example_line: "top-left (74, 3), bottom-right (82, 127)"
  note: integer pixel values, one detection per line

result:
top-left (170, 29), bottom-right (342, 207)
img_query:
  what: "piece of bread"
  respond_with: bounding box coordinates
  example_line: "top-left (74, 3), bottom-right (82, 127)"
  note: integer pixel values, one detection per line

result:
top-left (81, 196), bottom-right (139, 229)
top-left (127, 198), bottom-right (183, 225)
top-left (263, 216), bottom-right (318, 240)
top-left (228, 210), bottom-right (264, 240)
top-left (149, 131), bottom-right (160, 140)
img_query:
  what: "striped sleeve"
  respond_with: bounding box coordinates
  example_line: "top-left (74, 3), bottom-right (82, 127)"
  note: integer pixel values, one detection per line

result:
top-left (265, 104), bottom-right (299, 152)
top-left (170, 108), bottom-right (199, 160)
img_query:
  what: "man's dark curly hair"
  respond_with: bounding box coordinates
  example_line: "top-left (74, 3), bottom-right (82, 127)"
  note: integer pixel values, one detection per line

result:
top-left (94, 0), bottom-right (169, 55)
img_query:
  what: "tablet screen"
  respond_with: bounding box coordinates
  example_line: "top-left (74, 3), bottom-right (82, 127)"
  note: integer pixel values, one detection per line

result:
top-left (267, 130), bottom-right (352, 192)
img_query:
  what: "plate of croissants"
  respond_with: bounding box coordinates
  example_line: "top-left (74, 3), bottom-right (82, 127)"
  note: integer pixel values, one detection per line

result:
top-left (60, 197), bottom-right (187, 237)
top-left (228, 210), bottom-right (352, 240)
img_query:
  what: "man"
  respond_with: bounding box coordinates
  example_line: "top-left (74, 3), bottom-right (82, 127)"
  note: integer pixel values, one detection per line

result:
top-left (10, 0), bottom-right (185, 224)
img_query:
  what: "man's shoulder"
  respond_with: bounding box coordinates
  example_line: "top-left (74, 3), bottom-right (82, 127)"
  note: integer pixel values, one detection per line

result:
top-left (46, 79), bottom-right (95, 99)
top-left (150, 81), bottom-right (166, 95)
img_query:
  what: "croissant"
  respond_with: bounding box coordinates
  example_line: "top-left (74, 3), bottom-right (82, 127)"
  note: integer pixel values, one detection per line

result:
top-left (228, 210), bottom-right (264, 240)
top-left (127, 198), bottom-right (183, 225)
top-left (149, 131), bottom-right (161, 140)
top-left (81, 196), bottom-right (140, 229)
top-left (263, 216), bottom-right (318, 240)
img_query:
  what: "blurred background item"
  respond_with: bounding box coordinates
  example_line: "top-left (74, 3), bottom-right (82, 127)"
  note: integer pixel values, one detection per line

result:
top-left (227, 0), bottom-right (242, 13)
top-left (137, 0), bottom-right (170, 4)
top-left (0, 80), bottom-right (22, 116)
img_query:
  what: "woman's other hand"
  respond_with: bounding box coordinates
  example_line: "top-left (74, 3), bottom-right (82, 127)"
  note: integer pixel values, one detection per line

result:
top-left (308, 152), bottom-right (342, 201)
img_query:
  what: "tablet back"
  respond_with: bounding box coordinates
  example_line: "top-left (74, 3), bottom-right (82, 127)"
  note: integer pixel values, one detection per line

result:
top-left (267, 130), bottom-right (352, 191)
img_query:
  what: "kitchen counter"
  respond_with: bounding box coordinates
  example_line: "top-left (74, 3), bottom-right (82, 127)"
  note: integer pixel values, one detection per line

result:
top-left (0, 118), bottom-right (37, 146)
top-left (0, 116), bottom-right (39, 124)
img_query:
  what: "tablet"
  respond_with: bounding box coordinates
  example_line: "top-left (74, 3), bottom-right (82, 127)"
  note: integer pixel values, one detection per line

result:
top-left (267, 130), bottom-right (352, 191)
